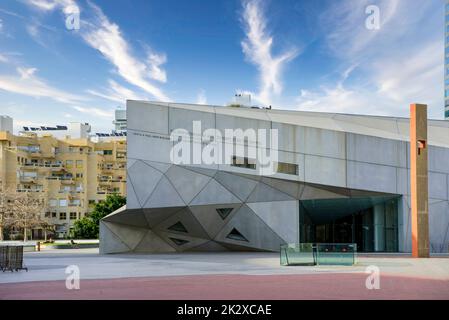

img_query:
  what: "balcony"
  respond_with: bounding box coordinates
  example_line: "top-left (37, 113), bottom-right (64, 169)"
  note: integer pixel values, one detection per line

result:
top-left (60, 178), bottom-right (75, 185)
top-left (22, 163), bottom-right (64, 170)
top-left (19, 176), bottom-right (37, 183)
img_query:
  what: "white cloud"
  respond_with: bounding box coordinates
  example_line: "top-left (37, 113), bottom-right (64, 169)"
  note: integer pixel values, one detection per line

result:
top-left (0, 54), bottom-right (8, 63)
top-left (72, 105), bottom-right (113, 118)
top-left (322, 0), bottom-right (400, 61)
top-left (81, 2), bottom-right (170, 101)
top-left (241, 0), bottom-right (299, 106)
top-left (26, 0), bottom-right (77, 12)
top-left (147, 51), bottom-right (167, 83)
top-left (196, 89), bottom-right (207, 105)
top-left (87, 79), bottom-right (147, 104)
top-left (25, 0), bottom-right (170, 102)
top-left (298, 0), bottom-right (444, 118)
top-left (0, 67), bottom-right (86, 104)
top-left (0, 18), bottom-right (3, 33)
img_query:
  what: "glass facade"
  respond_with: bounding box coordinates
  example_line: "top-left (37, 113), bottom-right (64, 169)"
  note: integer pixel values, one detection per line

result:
top-left (445, 1), bottom-right (449, 119)
top-left (299, 196), bottom-right (400, 252)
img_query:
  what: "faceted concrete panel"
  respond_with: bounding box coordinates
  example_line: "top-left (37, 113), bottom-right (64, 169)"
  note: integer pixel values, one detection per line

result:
top-left (126, 177), bottom-right (141, 209)
top-left (261, 176), bottom-right (303, 199)
top-left (247, 201), bottom-right (299, 243)
top-left (128, 161), bottom-right (163, 207)
top-left (102, 221), bottom-right (147, 251)
top-left (271, 122), bottom-right (305, 153)
top-left (428, 201), bottom-right (449, 253)
top-left (99, 222), bottom-right (131, 254)
top-left (347, 133), bottom-right (407, 168)
top-left (189, 241), bottom-right (228, 252)
top-left (216, 114), bottom-right (271, 136)
top-left (214, 205), bottom-right (286, 251)
top-left (396, 168), bottom-right (410, 196)
top-left (127, 131), bottom-right (173, 163)
top-left (428, 146), bottom-right (449, 174)
top-left (190, 204), bottom-right (242, 238)
top-left (166, 166), bottom-right (212, 204)
top-left (153, 208), bottom-right (210, 239)
top-left (214, 171), bottom-right (258, 201)
top-left (133, 230), bottom-right (176, 253)
top-left (304, 127), bottom-right (346, 159)
top-left (305, 155), bottom-right (346, 188)
top-left (246, 181), bottom-right (295, 203)
top-left (190, 179), bottom-right (242, 205)
top-left (429, 172), bottom-right (448, 200)
top-left (144, 176), bottom-right (186, 208)
top-left (143, 160), bottom-right (172, 173)
top-left (143, 207), bottom-right (185, 228)
top-left (181, 165), bottom-right (217, 177)
top-left (127, 158), bottom-right (137, 170)
top-left (300, 184), bottom-right (348, 200)
top-left (103, 208), bottom-right (149, 228)
top-left (347, 161), bottom-right (397, 194)
top-left (169, 107), bottom-right (215, 134)
top-left (154, 231), bottom-right (210, 252)
top-left (127, 101), bottom-right (168, 134)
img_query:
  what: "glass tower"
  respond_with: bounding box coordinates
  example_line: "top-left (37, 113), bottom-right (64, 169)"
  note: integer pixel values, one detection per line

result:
top-left (446, 1), bottom-right (449, 119)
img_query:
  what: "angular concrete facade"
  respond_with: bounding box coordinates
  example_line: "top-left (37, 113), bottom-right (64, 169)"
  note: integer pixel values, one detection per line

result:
top-left (100, 101), bottom-right (449, 254)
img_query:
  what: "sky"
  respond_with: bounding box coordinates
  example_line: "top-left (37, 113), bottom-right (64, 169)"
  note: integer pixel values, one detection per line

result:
top-left (0, 0), bottom-right (445, 133)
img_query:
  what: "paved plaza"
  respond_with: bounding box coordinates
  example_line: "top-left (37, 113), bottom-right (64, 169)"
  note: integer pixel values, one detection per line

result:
top-left (0, 249), bottom-right (448, 299)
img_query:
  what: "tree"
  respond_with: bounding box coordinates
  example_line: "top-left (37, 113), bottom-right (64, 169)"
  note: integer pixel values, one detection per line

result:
top-left (6, 190), bottom-right (46, 241)
top-left (0, 187), bottom-right (14, 241)
top-left (73, 194), bottom-right (126, 239)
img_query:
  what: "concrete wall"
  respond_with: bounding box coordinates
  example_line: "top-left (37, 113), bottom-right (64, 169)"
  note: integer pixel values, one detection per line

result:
top-left (123, 101), bottom-right (449, 253)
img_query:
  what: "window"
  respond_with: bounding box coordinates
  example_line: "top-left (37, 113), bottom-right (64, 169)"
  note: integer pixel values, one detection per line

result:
top-left (69, 199), bottom-right (81, 207)
top-left (88, 200), bottom-right (96, 205)
top-left (216, 208), bottom-right (233, 220)
top-left (59, 199), bottom-right (67, 207)
top-left (66, 160), bottom-right (73, 169)
top-left (103, 150), bottom-right (113, 155)
top-left (168, 222), bottom-right (188, 233)
top-left (70, 212), bottom-right (77, 220)
top-left (76, 160), bottom-right (83, 169)
top-left (49, 199), bottom-right (57, 207)
top-left (231, 156), bottom-right (256, 169)
top-left (169, 238), bottom-right (189, 246)
top-left (76, 173), bottom-right (84, 179)
top-left (51, 212), bottom-right (57, 218)
top-left (45, 212), bottom-right (51, 218)
top-left (276, 162), bottom-right (299, 175)
top-left (59, 212), bottom-right (67, 220)
top-left (226, 228), bottom-right (248, 242)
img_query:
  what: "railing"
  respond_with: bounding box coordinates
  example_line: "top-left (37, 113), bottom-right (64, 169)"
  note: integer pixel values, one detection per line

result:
top-left (22, 163), bottom-right (63, 169)
top-left (18, 176), bottom-right (37, 183)
top-left (280, 243), bottom-right (357, 266)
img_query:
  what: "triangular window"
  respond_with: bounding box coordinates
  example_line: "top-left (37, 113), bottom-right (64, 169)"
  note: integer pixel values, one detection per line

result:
top-left (226, 228), bottom-right (248, 242)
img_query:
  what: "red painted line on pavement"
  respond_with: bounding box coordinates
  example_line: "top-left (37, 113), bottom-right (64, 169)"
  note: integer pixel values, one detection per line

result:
top-left (1, 273), bottom-right (448, 300)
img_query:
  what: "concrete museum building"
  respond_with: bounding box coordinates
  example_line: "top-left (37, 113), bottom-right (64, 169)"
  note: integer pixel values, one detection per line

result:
top-left (100, 101), bottom-right (449, 254)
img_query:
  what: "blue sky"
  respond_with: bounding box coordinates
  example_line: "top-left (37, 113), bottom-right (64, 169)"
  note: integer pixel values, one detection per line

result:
top-left (0, 0), bottom-right (445, 133)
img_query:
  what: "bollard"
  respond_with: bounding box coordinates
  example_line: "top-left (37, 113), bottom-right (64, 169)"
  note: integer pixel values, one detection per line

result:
top-left (37, 242), bottom-right (41, 252)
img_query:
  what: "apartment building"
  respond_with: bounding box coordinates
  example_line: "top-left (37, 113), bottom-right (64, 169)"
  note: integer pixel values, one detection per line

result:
top-left (0, 122), bottom-right (126, 239)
